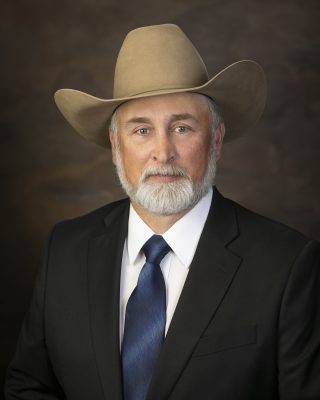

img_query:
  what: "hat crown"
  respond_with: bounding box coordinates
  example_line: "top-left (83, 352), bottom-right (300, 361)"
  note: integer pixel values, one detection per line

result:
top-left (113, 24), bottom-right (209, 98)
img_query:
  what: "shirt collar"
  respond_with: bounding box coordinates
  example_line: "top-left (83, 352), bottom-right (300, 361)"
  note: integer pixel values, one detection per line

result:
top-left (127, 188), bottom-right (213, 268)
top-left (127, 206), bottom-right (155, 265)
top-left (163, 189), bottom-right (212, 268)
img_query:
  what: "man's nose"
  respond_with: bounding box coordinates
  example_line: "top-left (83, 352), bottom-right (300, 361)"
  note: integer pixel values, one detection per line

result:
top-left (152, 131), bottom-right (176, 163)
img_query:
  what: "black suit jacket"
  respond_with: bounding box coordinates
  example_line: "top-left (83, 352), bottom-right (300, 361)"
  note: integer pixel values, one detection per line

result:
top-left (5, 189), bottom-right (320, 399)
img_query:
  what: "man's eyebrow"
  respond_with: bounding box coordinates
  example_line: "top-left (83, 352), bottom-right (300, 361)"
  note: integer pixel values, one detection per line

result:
top-left (125, 117), bottom-right (152, 125)
top-left (169, 113), bottom-right (199, 123)
top-left (125, 113), bottom-right (199, 126)
top-left (126, 113), bottom-right (198, 125)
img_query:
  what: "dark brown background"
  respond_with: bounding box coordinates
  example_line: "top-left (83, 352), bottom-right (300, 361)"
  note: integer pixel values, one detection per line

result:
top-left (1, 0), bottom-right (319, 396)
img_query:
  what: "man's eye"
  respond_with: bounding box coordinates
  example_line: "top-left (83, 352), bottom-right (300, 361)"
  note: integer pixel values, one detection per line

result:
top-left (135, 128), bottom-right (149, 135)
top-left (175, 126), bottom-right (189, 133)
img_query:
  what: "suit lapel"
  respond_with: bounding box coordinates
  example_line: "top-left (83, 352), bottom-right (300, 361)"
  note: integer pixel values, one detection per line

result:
top-left (147, 189), bottom-right (242, 400)
top-left (87, 200), bottom-right (129, 400)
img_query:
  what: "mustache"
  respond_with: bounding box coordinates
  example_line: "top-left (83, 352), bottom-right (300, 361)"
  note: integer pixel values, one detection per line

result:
top-left (140, 164), bottom-right (190, 182)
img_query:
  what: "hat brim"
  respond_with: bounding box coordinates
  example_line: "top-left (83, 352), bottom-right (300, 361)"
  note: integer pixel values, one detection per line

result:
top-left (54, 60), bottom-right (267, 147)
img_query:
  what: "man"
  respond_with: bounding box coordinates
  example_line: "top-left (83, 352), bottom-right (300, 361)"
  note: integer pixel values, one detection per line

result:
top-left (5, 24), bottom-right (320, 400)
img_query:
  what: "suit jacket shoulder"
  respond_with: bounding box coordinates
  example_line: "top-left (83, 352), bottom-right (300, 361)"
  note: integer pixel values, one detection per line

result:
top-left (51, 197), bottom-right (130, 241)
top-left (215, 189), bottom-right (311, 259)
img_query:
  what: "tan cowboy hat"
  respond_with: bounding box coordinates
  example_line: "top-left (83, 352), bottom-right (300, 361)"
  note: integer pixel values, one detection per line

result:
top-left (54, 24), bottom-right (267, 147)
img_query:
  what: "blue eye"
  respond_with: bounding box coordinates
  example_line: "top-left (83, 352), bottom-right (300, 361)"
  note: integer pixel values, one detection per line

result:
top-left (175, 126), bottom-right (188, 133)
top-left (136, 128), bottom-right (149, 135)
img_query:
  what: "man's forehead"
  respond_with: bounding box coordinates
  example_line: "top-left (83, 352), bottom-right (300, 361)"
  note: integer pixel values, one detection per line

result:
top-left (116, 92), bottom-right (210, 121)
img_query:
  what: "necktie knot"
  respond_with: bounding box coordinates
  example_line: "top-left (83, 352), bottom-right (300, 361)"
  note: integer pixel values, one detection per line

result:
top-left (142, 234), bottom-right (171, 265)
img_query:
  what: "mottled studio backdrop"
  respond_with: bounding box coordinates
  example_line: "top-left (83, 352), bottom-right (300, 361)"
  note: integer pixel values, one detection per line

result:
top-left (1, 0), bottom-right (319, 395)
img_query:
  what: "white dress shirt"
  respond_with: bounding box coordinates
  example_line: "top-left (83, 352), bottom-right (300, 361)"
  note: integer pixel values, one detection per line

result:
top-left (119, 188), bottom-right (213, 346)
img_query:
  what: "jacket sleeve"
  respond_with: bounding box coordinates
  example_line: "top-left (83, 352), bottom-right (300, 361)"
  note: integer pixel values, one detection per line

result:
top-left (278, 239), bottom-right (320, 399)
top-left (5, 227), bottom-right (65, 399)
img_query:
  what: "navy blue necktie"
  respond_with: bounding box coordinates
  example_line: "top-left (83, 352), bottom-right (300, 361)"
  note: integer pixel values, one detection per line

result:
top-left (121, 235), bottom-right (171, 400)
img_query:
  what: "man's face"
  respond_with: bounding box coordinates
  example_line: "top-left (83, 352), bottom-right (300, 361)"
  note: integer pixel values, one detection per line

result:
top-left (109, 92), bottom-right (224, 215)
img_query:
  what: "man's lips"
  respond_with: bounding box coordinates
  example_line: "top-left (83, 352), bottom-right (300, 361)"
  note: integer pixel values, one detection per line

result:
top-left (145, 174), bottom-right (182, 183)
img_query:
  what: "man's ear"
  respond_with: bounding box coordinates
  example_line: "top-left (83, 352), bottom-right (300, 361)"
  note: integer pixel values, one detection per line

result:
top-left (109, 129), bottom-right (117, 165)
top-left (215, 122), bottom-right (225, 161)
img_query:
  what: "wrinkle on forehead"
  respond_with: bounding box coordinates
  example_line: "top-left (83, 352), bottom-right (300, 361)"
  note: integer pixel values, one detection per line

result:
top-left (117, 92), bottom-right (211, 127)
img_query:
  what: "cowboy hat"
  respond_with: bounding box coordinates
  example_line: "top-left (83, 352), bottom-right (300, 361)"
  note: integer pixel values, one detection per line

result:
top-left (54, 24), bottom-right (267, 147)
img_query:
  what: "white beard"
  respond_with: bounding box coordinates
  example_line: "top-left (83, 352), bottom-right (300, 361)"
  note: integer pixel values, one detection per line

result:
top-left (114, 145), bottom-right (216, 216)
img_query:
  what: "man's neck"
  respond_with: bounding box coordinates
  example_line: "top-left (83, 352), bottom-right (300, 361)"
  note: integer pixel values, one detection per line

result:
top-left (131, 201), bottom-right (193, 234)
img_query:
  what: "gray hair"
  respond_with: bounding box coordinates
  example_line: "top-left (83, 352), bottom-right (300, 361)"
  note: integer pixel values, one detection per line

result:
top-left (109, 95), bottom-right (223, 146)
top-left (206, 96), bottom-right (222, 135)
